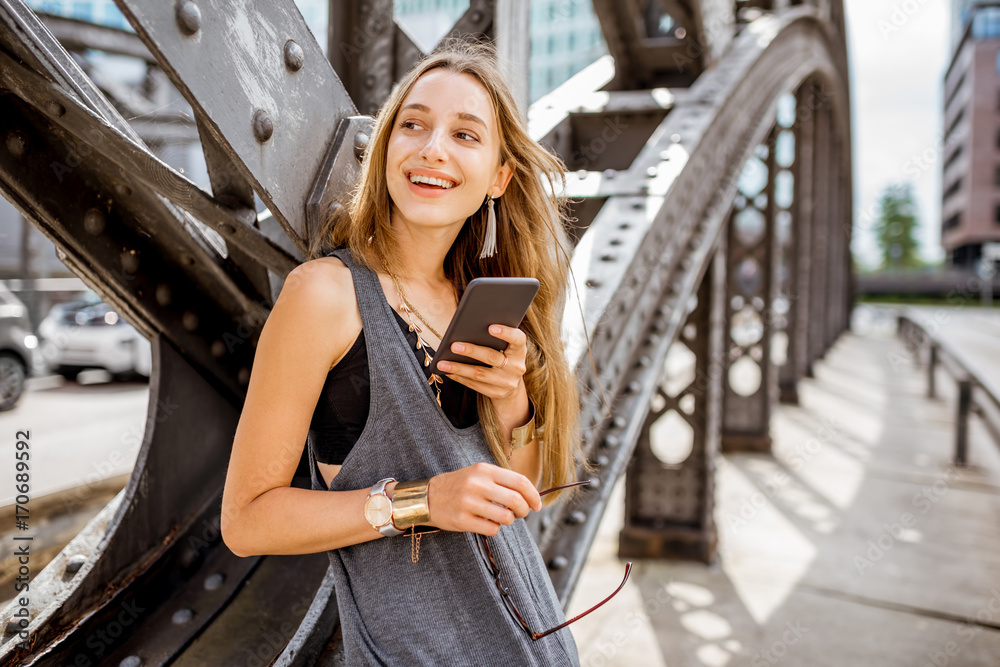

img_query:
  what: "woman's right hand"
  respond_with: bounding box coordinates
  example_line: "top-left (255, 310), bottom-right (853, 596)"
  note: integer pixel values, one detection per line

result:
top-left (426, 462), bottom-right (542, 536)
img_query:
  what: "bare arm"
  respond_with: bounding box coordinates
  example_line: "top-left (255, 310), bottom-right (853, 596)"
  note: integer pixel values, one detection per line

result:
top-left (221, 259), bottom-right (387, 557)
top-left (221, 260), bottom-right (543, 557)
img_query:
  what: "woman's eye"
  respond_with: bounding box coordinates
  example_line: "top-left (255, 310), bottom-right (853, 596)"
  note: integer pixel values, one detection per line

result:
top-left (399, 120), bottom-right (421, 130)
top-left (457, 131), bottom-right (479, 142)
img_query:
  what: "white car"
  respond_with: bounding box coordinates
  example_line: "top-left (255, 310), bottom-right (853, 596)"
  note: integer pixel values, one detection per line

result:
top-left (37, 290), bottom-right (151, 382)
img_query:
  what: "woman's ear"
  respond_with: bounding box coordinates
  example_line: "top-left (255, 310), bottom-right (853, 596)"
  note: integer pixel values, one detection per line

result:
top-left (491, 161), bottom-right (515, 197)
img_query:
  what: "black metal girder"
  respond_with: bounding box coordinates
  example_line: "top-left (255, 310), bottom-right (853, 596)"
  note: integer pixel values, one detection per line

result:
top-left (112, 0), bottom-right (358, 254)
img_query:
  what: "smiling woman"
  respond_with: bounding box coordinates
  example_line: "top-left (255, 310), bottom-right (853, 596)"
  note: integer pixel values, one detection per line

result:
top-left (221, 39), bottom-right (594, 666)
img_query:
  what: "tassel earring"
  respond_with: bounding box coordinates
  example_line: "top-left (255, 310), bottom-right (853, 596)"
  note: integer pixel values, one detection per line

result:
top-left (479, 195), bottom-right (497, 259)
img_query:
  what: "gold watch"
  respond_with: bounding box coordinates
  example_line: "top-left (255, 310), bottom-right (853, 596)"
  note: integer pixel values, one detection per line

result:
top-left (364, 478), bottom-right (404, 537)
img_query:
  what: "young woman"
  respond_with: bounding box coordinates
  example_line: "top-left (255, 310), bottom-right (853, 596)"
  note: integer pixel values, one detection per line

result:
top-left (221, 40), bottom-right (595, 665)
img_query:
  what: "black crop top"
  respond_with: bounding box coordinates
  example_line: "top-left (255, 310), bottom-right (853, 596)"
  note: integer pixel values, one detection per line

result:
top-left (309, 309), bottom-right (478, 465)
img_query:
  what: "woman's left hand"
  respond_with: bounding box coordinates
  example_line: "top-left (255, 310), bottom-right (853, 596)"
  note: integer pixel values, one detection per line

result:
top-left (436, 324), bottom-right (527, 403)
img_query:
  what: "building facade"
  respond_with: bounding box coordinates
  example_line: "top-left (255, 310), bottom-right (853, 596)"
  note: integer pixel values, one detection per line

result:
top-left (394, 0), bottom-right (607, 103)
top-left (942, 1), bottom-right (1000, 268)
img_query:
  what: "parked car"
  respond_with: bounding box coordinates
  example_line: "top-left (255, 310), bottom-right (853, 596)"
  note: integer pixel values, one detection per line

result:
top-left (38, 290), bottom-right (151, 382)
top-left (0, 284), bottom-right (36, 410)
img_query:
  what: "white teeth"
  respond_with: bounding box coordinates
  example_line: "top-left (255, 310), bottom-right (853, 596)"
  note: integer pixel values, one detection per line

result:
top-left (409, 173), bottom-right (455, 189)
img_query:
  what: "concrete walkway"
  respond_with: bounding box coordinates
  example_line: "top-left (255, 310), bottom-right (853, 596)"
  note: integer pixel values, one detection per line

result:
top-left (568, 307), bottom-right (1000, 666)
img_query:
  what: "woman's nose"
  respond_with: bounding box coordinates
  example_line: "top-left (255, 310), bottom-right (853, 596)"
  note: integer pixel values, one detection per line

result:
top-left (418, 131), bottom-right (446, 161)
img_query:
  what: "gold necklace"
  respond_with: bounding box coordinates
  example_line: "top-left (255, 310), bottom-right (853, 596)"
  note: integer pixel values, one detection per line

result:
top-left (388, 272), bottom-right (444, 340)
top-left (383, 267), bottom-right (448, 406)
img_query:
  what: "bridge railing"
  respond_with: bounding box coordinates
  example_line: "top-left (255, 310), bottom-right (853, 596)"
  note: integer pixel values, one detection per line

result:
top-left (897, 311), bottom-right (1000, 465)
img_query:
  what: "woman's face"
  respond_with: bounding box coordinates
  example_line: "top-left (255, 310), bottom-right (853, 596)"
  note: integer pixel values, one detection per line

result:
top-left (385, 69), bottom-right (512, 233)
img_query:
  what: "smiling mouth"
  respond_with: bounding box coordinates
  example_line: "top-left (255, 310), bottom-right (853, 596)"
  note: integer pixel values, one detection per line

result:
top-left (408, 172), bottom-right (456, 189)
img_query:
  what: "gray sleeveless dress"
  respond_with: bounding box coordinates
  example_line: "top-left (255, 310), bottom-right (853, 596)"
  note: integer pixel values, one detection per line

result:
top-left (306, 247), bottom-right (581, 666)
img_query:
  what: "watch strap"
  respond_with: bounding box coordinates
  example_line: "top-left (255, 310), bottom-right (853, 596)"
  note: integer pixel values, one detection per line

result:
top-left (367, 477), bottom-right (404, 537)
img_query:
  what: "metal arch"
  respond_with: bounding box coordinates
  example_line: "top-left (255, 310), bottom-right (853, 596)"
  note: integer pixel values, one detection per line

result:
top-left (534, 6), bottom-right (853, 594)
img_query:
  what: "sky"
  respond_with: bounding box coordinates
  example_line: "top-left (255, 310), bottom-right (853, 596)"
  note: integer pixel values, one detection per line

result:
top-left (843, 0), bottom-right (951, 269)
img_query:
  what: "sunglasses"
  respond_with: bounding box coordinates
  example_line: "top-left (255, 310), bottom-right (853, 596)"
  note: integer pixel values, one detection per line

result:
top-left (475, 479), bottom-right (633, 640)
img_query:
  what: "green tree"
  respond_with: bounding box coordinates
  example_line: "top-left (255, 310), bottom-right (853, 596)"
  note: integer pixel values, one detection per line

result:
top-left (874, 182), bottom-right (922, 270)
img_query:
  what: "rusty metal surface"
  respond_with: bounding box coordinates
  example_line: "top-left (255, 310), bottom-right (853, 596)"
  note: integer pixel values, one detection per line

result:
top-left (0, 0), bottom-right (853, 662)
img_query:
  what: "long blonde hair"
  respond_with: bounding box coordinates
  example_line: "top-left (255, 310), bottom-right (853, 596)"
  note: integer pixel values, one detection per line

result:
top-left (310, 39), bottom-right (588, 504)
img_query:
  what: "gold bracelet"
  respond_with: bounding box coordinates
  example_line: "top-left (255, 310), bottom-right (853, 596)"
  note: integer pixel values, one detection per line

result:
top-left (391, 478), bottom-right (431, 530)
top-left (509, 399), bottom-right (536, 453)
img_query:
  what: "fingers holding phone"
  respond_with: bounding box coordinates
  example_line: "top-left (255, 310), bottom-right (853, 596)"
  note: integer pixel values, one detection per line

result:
top-left (437, 324), bottom-right (527, 400)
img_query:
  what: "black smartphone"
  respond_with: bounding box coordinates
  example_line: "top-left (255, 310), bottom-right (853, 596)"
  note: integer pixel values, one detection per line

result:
top-left (431, 277), bottom-right (540, 372)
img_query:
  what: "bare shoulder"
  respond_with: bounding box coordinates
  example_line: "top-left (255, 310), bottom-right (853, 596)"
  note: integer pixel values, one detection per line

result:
top-left (268, 255), bottom-right (361, 371)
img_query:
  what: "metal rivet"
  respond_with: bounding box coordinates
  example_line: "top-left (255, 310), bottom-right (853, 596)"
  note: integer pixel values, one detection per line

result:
top-left (594, 455), bottom-right (609, 466)
top-left (548, 555), bottom-right (568, 570)
top-left (238, 366), bottom-right (251, 385)
top-left (211, 340), bottom-right (226, 358)
top-left (65, 553), bottom-right (87, 573)
top-left (567, 510), bottom-right (587, 524)
top-left (354, 131), bottom-right (370, 162)
top-left (660, 150), bottom-right (671, 161)
top-left (626, 381), bottom-right (642, 394)
top-left (218, 223), bottom-right (235, 235)
top-left (588, 478), bottom-right (601, 490)
top-left (120, 657), bottom-right (143, 667)
top-left (612, 416), bottom-right (626, 429)
top-left (603, 435), bottom-right (621, 449)
top-left (182, 310), bottom-right (199, 332)
top-left (182, 254), bottom-right (195, 265)
top-left (83, 208), bottom-right (105, 235)
top-left (156, 283), bottom-right (172, 306)
top-left (5, 131), bottom-right (26, 158)
top-left (204, 573), bottom-right (225, 590)
top-left (602, 169), bottom-right (616, 179)
top-left (585, 279), bottom-right (601, 289)
top-left (364, 73), bottom-right (376, 89)
top-left (114, 182), bottom-right (132, 197)
top-left (5, 616), bottom-right (25, 635)
top-left (172, 608), bottom-right (193, 625)
top-left (121, 250), bottom-right (139, 273)
top-left (252, 109), bottom-right (273, 143)
top-left (471, 10), bottom-right (483, 22)
top-left (600, 253), bottom-right (616, 262)
top-left (637, 355), bottom-right (651, 367)
top-left (47, 101), bottom-right (65, 117)
top-left (283, 39), bottom-right (304, 71)
top-left (646, 166), bottom-right (658, 178)
top-left (179, 547), bottom-right (198, 568)
top-left (176, 1), bottom-right (201, 35)
top-left (670, 133), bottom-right (681, 143)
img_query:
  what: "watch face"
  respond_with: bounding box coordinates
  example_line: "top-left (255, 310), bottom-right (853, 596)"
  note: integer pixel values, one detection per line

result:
top-left (365, 494), bottom-right (391, 526)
